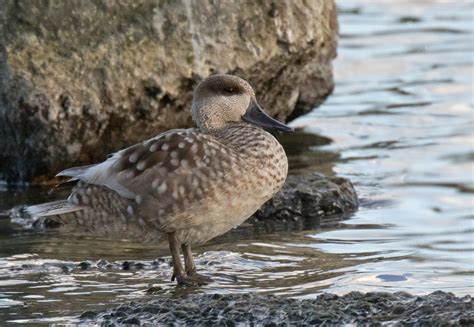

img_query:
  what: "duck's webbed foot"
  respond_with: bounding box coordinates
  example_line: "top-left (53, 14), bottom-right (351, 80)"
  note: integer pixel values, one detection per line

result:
top-left (186, 271), bottom-right (213, 285)
top-left (173, 273), bottom-right (211, 286)
top-left (172, 271), bottom-right (212, 286)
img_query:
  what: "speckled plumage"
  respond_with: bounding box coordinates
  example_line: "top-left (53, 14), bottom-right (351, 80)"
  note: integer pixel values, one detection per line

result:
top-left (29, 74), bottom-right (291, 285)
top-left (43, 125), bottom-right (287, 245)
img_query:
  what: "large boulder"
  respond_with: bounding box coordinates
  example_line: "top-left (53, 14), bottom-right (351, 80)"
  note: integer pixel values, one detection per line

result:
top-left (0, 0), bottom-right (338, 183)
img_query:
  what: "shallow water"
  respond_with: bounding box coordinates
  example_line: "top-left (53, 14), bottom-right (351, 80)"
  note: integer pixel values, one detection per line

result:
top-left (1, 0), bottom-right (473, 324)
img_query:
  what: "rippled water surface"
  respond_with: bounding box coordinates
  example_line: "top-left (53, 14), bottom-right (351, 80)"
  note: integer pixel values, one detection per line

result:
top-left (1, 0), bottom-right (473, 324)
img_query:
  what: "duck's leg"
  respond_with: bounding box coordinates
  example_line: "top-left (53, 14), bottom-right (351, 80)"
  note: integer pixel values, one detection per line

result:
top-left (168, 232), bottom-right (187, 284)
top-left (181, 243), bottom-right (212, 285)
top-left (181, 243), bottom-right (196, 276)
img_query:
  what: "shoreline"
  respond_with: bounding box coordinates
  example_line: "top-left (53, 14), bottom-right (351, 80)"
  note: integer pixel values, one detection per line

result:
top-left (79, 291), bottom-right (473, 325)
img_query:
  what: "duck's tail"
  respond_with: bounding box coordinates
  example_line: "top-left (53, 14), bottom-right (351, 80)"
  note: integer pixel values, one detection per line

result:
top-left (8, 200), bottom-right (87, 229)
top-left (26, 200), bottom-right (86, 218)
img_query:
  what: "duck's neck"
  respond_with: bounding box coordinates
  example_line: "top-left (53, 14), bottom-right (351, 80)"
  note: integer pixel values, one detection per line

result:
top-left (210, 123), bottom-right (279, 155)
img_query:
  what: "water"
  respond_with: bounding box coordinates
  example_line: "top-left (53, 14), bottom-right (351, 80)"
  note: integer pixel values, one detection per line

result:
top-left (1, 0), bottom-right (473, 323)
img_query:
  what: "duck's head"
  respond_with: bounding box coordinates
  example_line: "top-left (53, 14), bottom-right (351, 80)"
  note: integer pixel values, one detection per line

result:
top-left (191, 74), bottom-right (293, 133)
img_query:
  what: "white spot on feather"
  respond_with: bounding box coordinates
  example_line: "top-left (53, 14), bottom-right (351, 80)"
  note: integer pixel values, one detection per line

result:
top-left (170, 150), bottom-right (179, 159)
top-left (137, 160), bottom-right (146, 170)
top-left (172, 188), bottom-right (179, 200)
top-left (129, 153), bottom-right (139, 163)
top-left (157, 182), bottom-right (167, 194)
top-left (135, 195), bottom-right (142, 204)
top-left (181, 159), bottom-right (190, 169)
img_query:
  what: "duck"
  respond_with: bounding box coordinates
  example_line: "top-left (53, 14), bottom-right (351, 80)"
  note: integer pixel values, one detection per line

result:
top-left (27, 74), bottom-right (293, 285)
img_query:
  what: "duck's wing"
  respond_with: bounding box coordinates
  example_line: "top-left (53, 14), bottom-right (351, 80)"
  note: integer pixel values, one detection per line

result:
top-left (57, 128), bottom-right (236, 203)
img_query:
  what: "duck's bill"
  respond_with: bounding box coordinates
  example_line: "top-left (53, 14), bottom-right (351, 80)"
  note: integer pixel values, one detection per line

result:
top-left (242, 101), bottom-right (294, 132)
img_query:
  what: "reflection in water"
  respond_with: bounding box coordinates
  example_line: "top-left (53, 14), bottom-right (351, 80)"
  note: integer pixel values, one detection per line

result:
top-left (1, 0), bottom-right (473, 323)
top-left (277, 131), bottom-right (338, 176)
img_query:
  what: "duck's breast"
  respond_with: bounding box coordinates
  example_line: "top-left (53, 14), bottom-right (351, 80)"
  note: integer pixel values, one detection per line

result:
top-left (171, 127), bottom-right (288, 243)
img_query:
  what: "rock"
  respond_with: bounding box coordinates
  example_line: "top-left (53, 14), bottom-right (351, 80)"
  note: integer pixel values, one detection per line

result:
top-left (250, 173), bottom-right (358, 227)
top-left (0, 0), bottom-right (338, 183)
top-left (80, 291), bottom-right (474, 325)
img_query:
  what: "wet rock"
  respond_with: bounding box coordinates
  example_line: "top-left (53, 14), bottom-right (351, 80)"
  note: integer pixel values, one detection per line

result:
top-left (81, 291), bottom-right (473, 326)
top-left (72, 259), bottom-right (170, 271)
top-left (122, 261), bottom-right (146, 270)
top-left (250, 173), bottom-right (358, 226)
top-left (77, 261), bottom-right (92, 270)
top-left (145, 286), bottom-right (163, 295)
top-left (79, 311), bottom-right (97, 320)
top-left (0, 0), bottom-right (338, 183)
top-left (96, 259), bottom-right (110, 268)
top-left (122, 261), bottom-right (132, 270)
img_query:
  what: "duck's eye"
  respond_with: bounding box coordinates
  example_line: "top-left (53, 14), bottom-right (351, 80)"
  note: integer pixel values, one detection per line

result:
top-left (223, 86), bottom-right (236, 94)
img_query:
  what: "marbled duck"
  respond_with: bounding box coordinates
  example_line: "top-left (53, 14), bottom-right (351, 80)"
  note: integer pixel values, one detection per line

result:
top-left (28, 74), bottom-right (293, 285)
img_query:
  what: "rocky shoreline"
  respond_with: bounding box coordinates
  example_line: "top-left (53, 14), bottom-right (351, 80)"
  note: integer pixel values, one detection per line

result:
top-left (79, 291), bottom-right (473, 326)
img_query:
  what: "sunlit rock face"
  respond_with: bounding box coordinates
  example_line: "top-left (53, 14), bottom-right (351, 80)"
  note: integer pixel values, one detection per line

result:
top-left (0, 0), bottom-right (338, 183)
